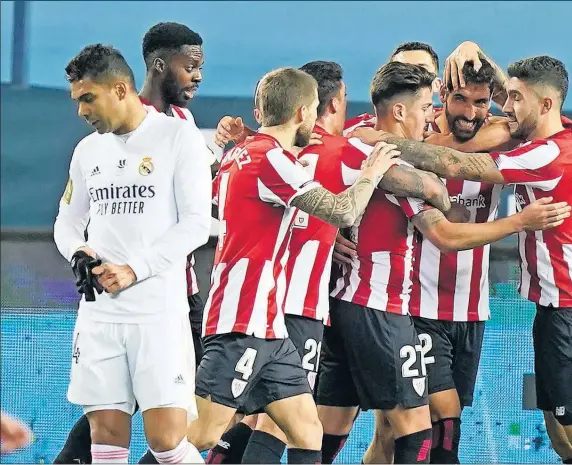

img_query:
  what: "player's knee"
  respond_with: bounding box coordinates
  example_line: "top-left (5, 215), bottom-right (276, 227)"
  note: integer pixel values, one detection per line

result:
top-left (372, 413), bottom-right (393, 442)
top-left (428, 389), bottom-right (462, 421)
top-left (287, 415), bottom-right (323, 450)
top-left (187, 423), bottom-right (220, 451)
top-left (147, 431), bottom-right (187, 453)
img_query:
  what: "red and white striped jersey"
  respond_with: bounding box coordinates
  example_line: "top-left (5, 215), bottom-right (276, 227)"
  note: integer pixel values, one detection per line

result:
top-left (284, 126), bottom-right (368, 323)
top-left (331, 156), bottom-right (427, 314)
top-left (491, 126), bottom-right (572, 308)
top-left (204, 133), bottom-right (319, 339)
top-left (410, 180), bottom-right (503, 321)
top-left (343, 113), bottom-right (376, 135)
top-left (140, 97), bottom-right (203, 297)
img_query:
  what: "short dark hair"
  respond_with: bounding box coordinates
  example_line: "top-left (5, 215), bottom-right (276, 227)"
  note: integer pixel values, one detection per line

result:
top-left (447, 57), bottom-right (496, 93)
top-left (371, 61), bottom-right (435, 115)
top-left (508, 56), bottom-right (569, 108)
top-left (299, 61), bottom-right (343, 117)
top-left (257, 67), bottom-right (317, 126)
top-left (142, 22), bottom-right (203, 67)
top-left (391, 41), bottom-right (439, 73)
top-left (65, 44), bottom-right (135, 88)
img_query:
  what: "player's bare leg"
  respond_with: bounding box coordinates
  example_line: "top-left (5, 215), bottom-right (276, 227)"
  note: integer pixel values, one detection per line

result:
top-left (383, 404), bottom-right (432, 464)
top-left (206, 414), bottom-right (258, 463)
top-left (363, 410), bottom-right (394, 464)
top-left (544, 411), bottom-right (572, 462)
top-left (317, 405), bottom-right (359, 463)
top-left (86, 410), bottom-right (131, 463)
top-left (425, 389), bottom-right (463, 464)
top-left (265, 393), bottom-right (323, 463)
top-left (188, 396), bottom-right (238, 451)
top-left (141, 407), bottom-right (202, 463)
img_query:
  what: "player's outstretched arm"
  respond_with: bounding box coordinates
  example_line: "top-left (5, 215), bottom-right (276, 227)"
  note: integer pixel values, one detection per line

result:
top-left (291, 142), bottom-right (400, 228)
top-left (127, 125), bottom-right (212, 283)
top-left (54, 147), bottom-right (91, 262)
top-left (379, 165), bottom-right (452, 214)
top-left (412, 197), bottom-right (571, 254)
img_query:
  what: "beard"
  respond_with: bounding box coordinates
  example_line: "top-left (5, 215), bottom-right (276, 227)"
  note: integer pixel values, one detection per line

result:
top-left (509, 111), bottom-right (538, 140)
top-left (294, 123), bottom-right (312, 148)
top-left (445, 106), bottom-right (485, 143)
top-left (160, 69), bottom-right (187, 107)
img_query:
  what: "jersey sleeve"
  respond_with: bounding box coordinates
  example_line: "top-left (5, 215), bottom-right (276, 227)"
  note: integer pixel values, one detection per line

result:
top-left (127, 123), bottom-right (212, 282)
top-left (257, 147), bottom-right (320, 207)
top-left (490, 140), bottom-right (563, 190)
top-left (384, 193), bottom-right (427, 219)
top-left (53, 145), bottom-right (90, 262)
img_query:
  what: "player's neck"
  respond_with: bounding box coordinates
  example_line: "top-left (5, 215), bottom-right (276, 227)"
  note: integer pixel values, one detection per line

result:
top-left (315, 116), bottom-right (339, 136)
top-left (258, 125), bottom-right (296, 152)
top-left (375, 116), bottom-right (408, 139)
top-left (139, 79), bottom-right (169, 113)
top-left (528, 112), bottom-right (565, 141)
top-left (114, 97), bottom-right (148, 135)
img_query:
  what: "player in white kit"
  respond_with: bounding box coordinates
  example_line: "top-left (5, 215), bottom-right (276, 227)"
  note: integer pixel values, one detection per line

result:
top-left (54, 44), bottom-right (211, 464)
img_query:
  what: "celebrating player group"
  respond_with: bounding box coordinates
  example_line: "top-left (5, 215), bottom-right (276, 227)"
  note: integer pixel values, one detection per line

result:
top-left (52, 21), bottom-right (572, 465)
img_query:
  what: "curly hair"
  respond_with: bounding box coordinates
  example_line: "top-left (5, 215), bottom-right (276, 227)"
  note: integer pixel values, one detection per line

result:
top-left (65, 44), bottom-right (135, 87)
top-left (142, 22), bottom-right (202, 67)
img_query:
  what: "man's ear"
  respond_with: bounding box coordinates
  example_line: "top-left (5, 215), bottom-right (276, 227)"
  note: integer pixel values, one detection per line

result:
top-left (439, 84), bottom-right (448, 104)
top-left (392, 103), bottom-right (406, 122)
top-left (114, 81), bottom-right (128, 101)
top-left (540, 96), bottom-right (553, 115)
top-left (153, 57), bottom-right (165, 74)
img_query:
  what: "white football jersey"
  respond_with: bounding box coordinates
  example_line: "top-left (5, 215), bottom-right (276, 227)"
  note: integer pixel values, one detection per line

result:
top-left (54, 111), bottom-right (212, 323)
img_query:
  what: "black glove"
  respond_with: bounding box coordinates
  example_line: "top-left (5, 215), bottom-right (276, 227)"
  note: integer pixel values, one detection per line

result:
top-left (71, 251), bottom-right (104, 302)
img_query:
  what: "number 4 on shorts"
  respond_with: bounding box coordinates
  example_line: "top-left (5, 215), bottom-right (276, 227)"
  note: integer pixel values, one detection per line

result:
top-left (232, 348), bottom-right (258, 398)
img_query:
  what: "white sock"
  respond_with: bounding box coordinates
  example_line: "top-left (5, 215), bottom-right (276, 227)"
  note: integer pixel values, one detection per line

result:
top-left (152, 437), bottom-right (204, 464)
top-left (91, 444), bottom-right (129, 463)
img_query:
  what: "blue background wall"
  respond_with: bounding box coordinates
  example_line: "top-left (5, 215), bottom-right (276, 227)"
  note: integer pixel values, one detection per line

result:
top-left (1, 1), bottom-right (571, 106)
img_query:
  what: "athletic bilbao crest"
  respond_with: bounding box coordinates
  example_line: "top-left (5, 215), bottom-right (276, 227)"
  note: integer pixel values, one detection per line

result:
top-left (231, 378), bottom-right (247, 398)
top-left (412, 377), bottom-right (426, 397)
top-left (307, 371), bottom-right (317, 390)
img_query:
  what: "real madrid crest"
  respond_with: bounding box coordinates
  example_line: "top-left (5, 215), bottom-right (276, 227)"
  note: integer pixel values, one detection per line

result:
top-left (138, 157), bottom-right (154, 176)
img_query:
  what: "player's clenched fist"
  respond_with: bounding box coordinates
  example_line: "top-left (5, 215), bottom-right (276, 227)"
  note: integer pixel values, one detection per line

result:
top-left (361, 141), bottom-right (401, 184)
top-left (92, 263), bottom-right (137, 294)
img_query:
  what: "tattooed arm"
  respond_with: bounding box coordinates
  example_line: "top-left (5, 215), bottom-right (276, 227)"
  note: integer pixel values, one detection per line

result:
top-left (383, 137), bottom-right (506, 184)
top-left (412, 198), bottom-right (570, 254)
top-left (291, 141), bottom-right (401, 228)
top-left (291, 178), bottom-right (376, 228)
top-left (379, 165), bottom-right (451, 214)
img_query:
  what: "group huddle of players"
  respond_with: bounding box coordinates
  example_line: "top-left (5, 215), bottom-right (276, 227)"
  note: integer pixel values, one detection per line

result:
top-left (51, 21), bottom-right (572, 465)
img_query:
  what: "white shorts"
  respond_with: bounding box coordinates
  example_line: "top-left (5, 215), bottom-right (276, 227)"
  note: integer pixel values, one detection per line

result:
top-left (67, 313), bottom-right (197, 419)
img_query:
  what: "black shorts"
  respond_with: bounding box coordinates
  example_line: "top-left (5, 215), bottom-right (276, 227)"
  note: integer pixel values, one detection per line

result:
top-left (412, 317), bottom-right (485, 407)
top-left (195, 333), bottom-right (312, 415)
top-left (284, 315), bottom-right (324, 391)
top-left (188, 293), bottom-right (204, 367)
top-left (534, 305), bottom-right (572, 425)
top-left (316, 298), bottom-right (428, 411)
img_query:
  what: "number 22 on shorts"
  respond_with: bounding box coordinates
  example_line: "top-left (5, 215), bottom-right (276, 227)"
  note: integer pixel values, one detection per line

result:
top-left (231, 348), bottom-right (258, 398)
